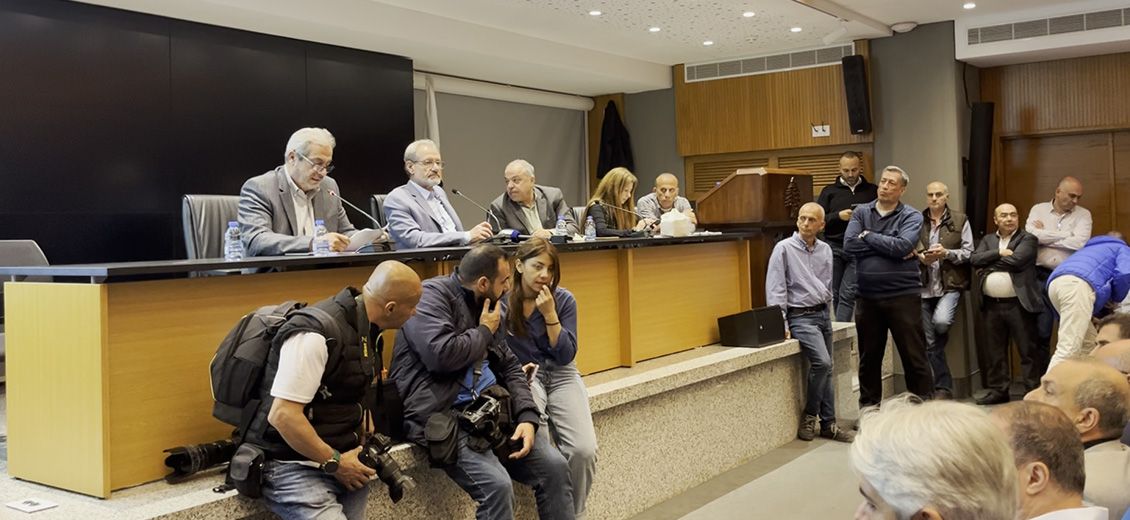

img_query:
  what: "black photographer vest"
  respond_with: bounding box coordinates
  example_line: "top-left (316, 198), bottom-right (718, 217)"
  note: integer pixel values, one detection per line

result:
top-left (245, 287), bottom-right (376, 461)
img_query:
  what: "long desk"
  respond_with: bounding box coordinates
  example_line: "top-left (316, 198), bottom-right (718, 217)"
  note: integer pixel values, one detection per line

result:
top-left (1, 234), bottom-right (753, 497)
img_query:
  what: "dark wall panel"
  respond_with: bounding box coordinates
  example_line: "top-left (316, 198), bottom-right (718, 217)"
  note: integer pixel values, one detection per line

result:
top-left (0, 0), bottom-right (413, 264)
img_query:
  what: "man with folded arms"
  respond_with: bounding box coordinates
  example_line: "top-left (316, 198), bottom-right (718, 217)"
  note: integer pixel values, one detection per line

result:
top-left (767, 202), bottom-right (853, 443)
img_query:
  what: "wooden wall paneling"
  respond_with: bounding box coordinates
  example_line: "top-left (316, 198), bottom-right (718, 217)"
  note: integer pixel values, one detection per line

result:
top-left (1001, 133), bottom-right (1113, 234)
top-left (685, 144), bottom-right (872, 201)
top-left (1113, 132), bottom-right (1130, 234)
top-left (587, 94), bottom-right (625, 190)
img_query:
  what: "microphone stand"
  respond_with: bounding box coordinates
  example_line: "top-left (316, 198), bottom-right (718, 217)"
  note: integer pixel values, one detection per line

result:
top-left (449, 189), bottom-right (523, 243)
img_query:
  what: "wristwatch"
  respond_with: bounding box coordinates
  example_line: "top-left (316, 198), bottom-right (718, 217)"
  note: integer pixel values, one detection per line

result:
top-left (319, 449), bottom-right (341, 474)
top-left (857, 230), bottom-right (869, 239)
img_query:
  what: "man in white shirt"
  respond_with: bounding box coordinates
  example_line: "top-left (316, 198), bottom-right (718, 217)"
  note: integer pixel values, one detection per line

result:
top-left (991, 400), bottom-right (1109, 520)
top-left (384, 139), bottom-right (494, 250)
top-left (1028, 177), bottom-right (1093, 369)
top-left (1027, 359), bottom-right (1130, 520)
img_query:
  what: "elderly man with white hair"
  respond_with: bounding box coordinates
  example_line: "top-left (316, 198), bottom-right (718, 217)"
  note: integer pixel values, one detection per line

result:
top-left (851, 396), bottom-right (1018, 520)
top-left (488, 159), bottom-right (578, 238)
top-left (239, 127), bottom-right (360, 256)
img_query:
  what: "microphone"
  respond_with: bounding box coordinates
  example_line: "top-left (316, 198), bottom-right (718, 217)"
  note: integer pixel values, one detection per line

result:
top-left (328, 189), bottom-right (386, 229)
top-left (449, 188), bottom-right (525, 242)
top-left (597, 201), bottom-right (656, 235)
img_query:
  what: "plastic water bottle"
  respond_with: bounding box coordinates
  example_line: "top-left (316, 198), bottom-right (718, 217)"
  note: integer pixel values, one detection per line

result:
top-left (312, 219), bottom-right (331, 256)
top-left (223, 221), bottom-right (244, 261)
top-left (554, 216), bottom-right (568, 236)
top-left (584, 216), bottom-right (596, 241)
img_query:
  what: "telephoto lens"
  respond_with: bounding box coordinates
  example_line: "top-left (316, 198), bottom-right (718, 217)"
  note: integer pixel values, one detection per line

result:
top-left (358, 434), bottom-right (416, 503)
top-left (163, 439), bottom-right (237, 483)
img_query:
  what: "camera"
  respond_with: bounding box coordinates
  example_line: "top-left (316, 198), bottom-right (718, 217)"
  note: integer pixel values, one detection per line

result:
top-left (459, 394), bottom-right (508, 453)
top-left (163, 439), bottom-right (237, 483)
top-left (358, 433), bottom-right (416, 503)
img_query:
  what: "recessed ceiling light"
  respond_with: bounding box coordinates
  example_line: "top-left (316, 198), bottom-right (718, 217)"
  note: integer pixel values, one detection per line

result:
top-left (703, 40), bottom-right (715, 46)
top-left (648, 26), bottom-right (661, 33)
top-left (743, 11), bottom-right (756, 18)
top-left (589, 10), bottom-right (602, 16)
top-left (790, 26), bottom-right (803, 33)
top-left (963, 2), bottom-right (976, 9)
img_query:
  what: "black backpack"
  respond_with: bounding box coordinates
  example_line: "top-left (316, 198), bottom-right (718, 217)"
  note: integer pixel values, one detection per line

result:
top-left (209, 301), bottom-right (338, 437)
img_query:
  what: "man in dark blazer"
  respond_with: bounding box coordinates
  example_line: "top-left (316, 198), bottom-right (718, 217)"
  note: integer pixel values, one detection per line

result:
top-left (971, 203), bottom-right (1046, 405)
top-left (239, 127), bottom-right (359, 256)
top-left (488, 159), bottom-right (578, 238)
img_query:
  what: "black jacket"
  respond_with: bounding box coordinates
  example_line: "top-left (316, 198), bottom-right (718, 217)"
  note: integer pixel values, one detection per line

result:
top-left (596, 100), bottom-right (634, 177)
top-left (971, 229), bottom-right (1045, 314)
top-left (390, 273), bottom-right (540, 444)
top-left (585, 203), bottom-right (644, 238)
top-left (816, 177), bottom-right (878, 248)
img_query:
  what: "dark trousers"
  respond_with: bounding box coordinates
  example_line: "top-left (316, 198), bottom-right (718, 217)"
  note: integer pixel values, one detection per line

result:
top-left (1034, 266), bottom-right (1055, 359)
top-left (856, 293), bottom-right (935, 407)
top-left (832, 248), bottom-right (858, 322)
top-left (980, 298), bottom-right (1045, 393)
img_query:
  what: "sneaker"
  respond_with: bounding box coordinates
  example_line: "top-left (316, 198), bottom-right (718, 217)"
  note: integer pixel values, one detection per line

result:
top-left (975, 391), bottom-right (1009, 406)
top-left (820, 423), bottom-right (856, 443)
top-left (798, 414), bottom-right (819, 441)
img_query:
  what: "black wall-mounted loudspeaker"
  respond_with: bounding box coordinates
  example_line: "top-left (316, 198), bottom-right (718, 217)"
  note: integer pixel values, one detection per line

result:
top-left (966, 101), bottom-right (995, 239)
top-left (841, 55), bottom-right (872, 135)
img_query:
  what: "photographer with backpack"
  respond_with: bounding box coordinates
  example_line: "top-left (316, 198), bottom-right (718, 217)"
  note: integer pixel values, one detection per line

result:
top-left (241, 261), bottom-right (422, 520)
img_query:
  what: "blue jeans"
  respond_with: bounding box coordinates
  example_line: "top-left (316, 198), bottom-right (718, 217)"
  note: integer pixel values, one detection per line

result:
top-left (921, 291), bottom-right (961, 392)
top-left (530, 360), bottom-right (598, 519)
top-left (833, 251), bottom-right (858, 322)
top-left (443, 428), bottom-right (575, 520)
top-left (788, 309), bottom-right (835, 425)
top-left (262, 461), bottom-right (371, 520)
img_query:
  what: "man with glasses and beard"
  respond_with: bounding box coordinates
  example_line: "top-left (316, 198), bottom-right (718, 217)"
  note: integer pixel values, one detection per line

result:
top-left (239, 127), bottom-right (360, 256)
top-left (384, 139), bottom-right (494, 250)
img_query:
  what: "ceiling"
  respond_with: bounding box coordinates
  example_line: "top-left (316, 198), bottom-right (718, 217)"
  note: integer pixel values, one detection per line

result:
top-left (73, 0), bottom-right (1124, 96)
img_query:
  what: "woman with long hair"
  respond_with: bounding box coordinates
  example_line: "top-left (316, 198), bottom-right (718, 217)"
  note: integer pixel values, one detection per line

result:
top-left (584, 167), bottom-right (655, 237)
top-left (504, 237), bottom-right (597, 518)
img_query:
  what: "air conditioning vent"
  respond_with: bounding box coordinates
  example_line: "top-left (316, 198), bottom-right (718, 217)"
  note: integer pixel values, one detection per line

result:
top-left (685, 43), bottom-right (854, 83)
top-left (969, 8), bottom-right (1127, 45)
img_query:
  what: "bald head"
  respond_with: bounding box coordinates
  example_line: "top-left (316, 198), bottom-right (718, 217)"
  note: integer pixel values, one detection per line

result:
top-left (653, 173), bottom-right (681, 208)
top-left (1054, 176), bottom-right (1083, 213)
top-left (926, 181), bottom-right (950, 213)
top-left (993, 203), bottom-right (1020, 235)
top-left (363, 261), bottom-right (422, 329)
top-left (1093, 339), bottom-right (1130, 377)
top-left (1027, 359), bottom-right (1130, 441)
top-left (796, 202), bottom-right (826, 241)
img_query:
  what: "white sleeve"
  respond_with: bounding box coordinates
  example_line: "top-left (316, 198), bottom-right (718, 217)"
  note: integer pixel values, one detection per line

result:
top-left (270, 332), bottom-right (329, 404)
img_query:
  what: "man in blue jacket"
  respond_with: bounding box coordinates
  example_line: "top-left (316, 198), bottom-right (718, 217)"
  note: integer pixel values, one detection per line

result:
top-left (391, 244), bottom-right (573, 520)
top-left (844, 166), bottom-right (934, 408)
top-left (1046, 234), bottom-right (1130, 369)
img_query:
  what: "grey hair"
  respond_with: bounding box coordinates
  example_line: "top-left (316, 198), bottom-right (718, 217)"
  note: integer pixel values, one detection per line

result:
top-left (404, 139), bottom-right (438, 162)
top-left (506, 159), bottom-right (536, 179)
top-left (851, 395), bottom-right (1018, 520)
top-left (882, 165), bottom-right (910, 187)
top-left (1075, 374), bottom-right (1130, 437)
top-left (284, 128), bottom-right (335, 159)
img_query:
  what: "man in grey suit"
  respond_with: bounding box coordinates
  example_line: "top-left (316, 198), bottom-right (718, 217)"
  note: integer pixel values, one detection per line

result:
top-left (971, 203), bottom-right (1046, 405)
top-left (384, 139), bottom-right (493, 250)
top-left (488, 159), bottom-right (578, 238)
top-left (239, 127), bottom-right (358, 256)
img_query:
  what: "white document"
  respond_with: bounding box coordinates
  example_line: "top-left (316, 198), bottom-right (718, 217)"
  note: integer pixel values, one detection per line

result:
top-left (6, 498), bottom-right (59, 513)
top-left (346, 228), bottom-right (388, 252)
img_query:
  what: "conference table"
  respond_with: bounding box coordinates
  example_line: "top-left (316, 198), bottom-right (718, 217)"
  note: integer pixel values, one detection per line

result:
top-left (1, 233), bottom-right (755, 497)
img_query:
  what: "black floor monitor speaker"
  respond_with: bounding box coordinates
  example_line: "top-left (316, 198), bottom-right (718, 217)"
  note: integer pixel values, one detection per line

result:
top-left (966, 101), bottom-right (995, 239)
top-left (718, 306), bottom-right (786, 348)
top-left (842, 55), bottom-right (872, 135)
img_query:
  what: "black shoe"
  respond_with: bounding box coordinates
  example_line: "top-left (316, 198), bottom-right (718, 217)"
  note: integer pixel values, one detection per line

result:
top-left (975, 391), bottom-right (1009, 406)
top-left (932, 388), bottom-right (954, 400)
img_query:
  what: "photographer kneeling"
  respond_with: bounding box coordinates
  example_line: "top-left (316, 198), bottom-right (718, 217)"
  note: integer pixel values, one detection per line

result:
top-left (392, 244), bottom-right (574, 520)
top-left (245, 261), bottom-right (422, 520)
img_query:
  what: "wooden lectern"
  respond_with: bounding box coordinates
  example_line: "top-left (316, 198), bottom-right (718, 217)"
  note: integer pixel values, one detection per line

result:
top-left (696, 167), bottom-right (814, 307)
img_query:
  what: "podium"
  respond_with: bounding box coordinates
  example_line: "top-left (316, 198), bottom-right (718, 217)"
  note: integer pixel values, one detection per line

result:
top-left (695, 167), bottom-right (814, 307)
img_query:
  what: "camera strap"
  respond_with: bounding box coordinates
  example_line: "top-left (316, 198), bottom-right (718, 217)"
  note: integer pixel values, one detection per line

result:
top-left (356, 294), bottom-right (379, 440)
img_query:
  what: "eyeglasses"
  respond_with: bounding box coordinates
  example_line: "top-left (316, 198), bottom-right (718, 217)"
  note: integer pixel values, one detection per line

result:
top-left (412, 159), bottom-right (445, 169)
top-left (296, 151), bottom-right (335, 174)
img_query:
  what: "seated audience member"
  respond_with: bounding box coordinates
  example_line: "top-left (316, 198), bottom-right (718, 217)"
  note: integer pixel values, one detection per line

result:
top-left (391, 245), bottom-right (573, 520)
top-left (1096, 314), bottom-right (1130, 348)
top-left (850, 396), bottom-right (1017, 520)
top-left (503, 238), bottom-right (597, 518)
top-left (1027, 359), bottom-right (1130, 519)
top-left (971, 203), bottom-right (1046, 404)
top-left (635, 173), bottom-right (696, 225)
top-left (248, 261), bottom-right (422, 520)
top-left (916, 181), bottom-right (973, 400)
top-left (239, 127), bottom-right (359, 256)
top-left (488, 159), bottom-right (578, 238)
top-left (991, 401), bottom-right (1107, 520)
top-left (1090, 340), bottom-right (1130, 446)
top-left (1046, 235), bottom-right (1130, 368)
top-left (584, 167), bottom-right (654, 238)
top-left (766, 202), bottom-right (854, 442)
top-left (384, 139), bottom-right (493, 249)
